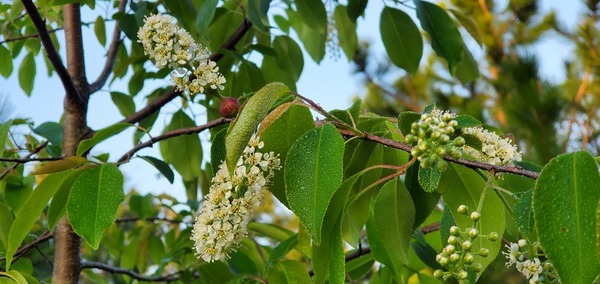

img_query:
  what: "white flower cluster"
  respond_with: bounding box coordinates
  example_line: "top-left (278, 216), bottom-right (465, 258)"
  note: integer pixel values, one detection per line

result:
top-left (191, 135), bottom-right (280, 262)
top-left (137, 14), bottom-right (226, 95)
top-left (462, 127), bottom-right (522, 166)
top-left (503, 239), bottom-right (547, 283)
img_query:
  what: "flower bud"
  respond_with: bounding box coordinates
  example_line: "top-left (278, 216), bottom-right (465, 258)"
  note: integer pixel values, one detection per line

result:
top-left (219, 97), bottom-right (240, 118)
top-left (468, 228), bottom-right (478, 239)
top-left (458, 270), bottom-right (468, 280)
top-left (488, 232), bottom-right (498, 241)
top-left (454, 137), bottom-right (466, 147)
top-left (449, 253), bottom-right (460, 262)
top-left (433, 269), bottom-right (444, 279)
top-left (461, 240), bottom-right (472, 250)
top-left (439, 257), bottom-right (449, 266)
top-left (447, 236), bottom-right (458, 245)
top-left (518, 239), bottom-right (527, 248)
top-left (478, 248), bottom-right (489, 257)
top-left (470, 211), bottom-right (481, 222)
top-left (444, 245), bottom-right (456, 254)
top-left (450, 226), bottom-right (460, 236)
top-left (457, 205), bottom-right (469, 214)
top-left (473, 263), bottom-right (482, 272)
top-left (464, 253), bottom-right (474, 263)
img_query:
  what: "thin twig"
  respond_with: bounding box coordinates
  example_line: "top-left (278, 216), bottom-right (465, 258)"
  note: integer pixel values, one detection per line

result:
top-left (117, 117), bottom-right (231, 163)
top-left (0, 156), bottom-right (61, 163)
top-left (121, 18), bottom-right (253, 125)
top-left (89, 0), bottom-right (128, 93)
top-left (80, 261), bottom-right (179, 282)
top-left (0, 28), bottom-right (61, 44)
top-left (0, 231), bottom-right (53, 265)
top-left (20, 0), bottom-right (80, 99)
top-left (0, 141), bottom-right (50, 180)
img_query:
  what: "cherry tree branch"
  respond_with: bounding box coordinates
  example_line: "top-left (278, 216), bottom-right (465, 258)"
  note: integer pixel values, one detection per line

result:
top-left (88, 0), bottom-right (128, 93)
top-left (121, 18), bottom-right (252, 125)
top-left (20, 0), bottom-right (80, 98)
top-left (0, 141), bottom-right (51, 180)
top-left (0, 28), bottom-right (61, 44)
top-left (80, 261), bottom-right (179, 282)
top-left (0, 231), bottom-right (53, 266)
top-left (117, 117), bottom-right (231, 163)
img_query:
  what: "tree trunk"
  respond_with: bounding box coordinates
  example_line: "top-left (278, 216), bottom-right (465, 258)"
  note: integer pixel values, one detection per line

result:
top-left (52, 3), bottom-right (88, 283)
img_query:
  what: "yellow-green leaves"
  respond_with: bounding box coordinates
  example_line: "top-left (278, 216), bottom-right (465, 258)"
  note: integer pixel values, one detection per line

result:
top-left (295, 0), bottom-right (327, 32)
top-left (18, 53), bottom-right (35, 96)
top-left (380, 7), bottom-right (423, 75)
top-left (94, 16), bottom-right (106, 46)
top-left (160, 110), bottom-right (202, 181)
top-left (225, 82), bottom-right (289, 176)
top-left (67, 164), bottom-right (124, 249)
top-left (77, 123), bottom-right (132, 156)
top-left (533, 151), bottom-right (600, 284)
top-left (414, 0), bottom-right (464, 74)
top-left (285, 124), bottom-right (344, 245)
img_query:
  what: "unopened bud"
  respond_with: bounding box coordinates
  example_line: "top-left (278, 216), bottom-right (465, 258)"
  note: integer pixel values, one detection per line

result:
top-left (470, 211), bottom-right (481, 222)
top-left (457, 205), bottom-right (469, 214)
top-left (219, 97), bottom-right (240, 118)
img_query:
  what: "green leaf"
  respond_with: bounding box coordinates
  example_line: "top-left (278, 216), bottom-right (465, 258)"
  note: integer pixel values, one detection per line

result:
top-left (160, 110), bottom-right (202, 181)
top-left (398, 111), bottom-right (421, 136)
top-left (77, 123), bottom-right (132, 156)
top-left (287, 9), bottom-right (326, 63)
top-left (334, 6), bottom-right (358, 61)
top-left (0, 45), bottom-right (13, 78)
top-left (268, 234), bottom-right (299, 264)
top-left (272, 36), bottom-right (304, 82)
top-left (247, 0), bottom-right (269, 31)
top-left (366, 211), bottom-right (402, 281)
top-left (0, 270), bottom-right (27, 284)
top-left (128, 68), bottom-right (145, 96)
top-left (0, 204), bottom-right (13, 250)
top-left (67, 164), bottom-right (124, 249)
top-left (414, 0), bottom-right (464, 74)
top-left (47, 170), bottom-right (80, 231)
top-left (94, 16), bottom-right (106, 46)
top-left (30, 156), bottom-right (87, 175)
top-left (533, 151), bottom-right (600, 284)
top-left (455, 114), bottom-right (481, 129)
top-left (195, 0), bottom-right (218, 34)
top-left (374, 179), bottom-right (415, 264)
top-left (346, 252), bottom-right (375, 281)
top-left (129, 194), bottom-right (157, 219)
top-left (247, 222), bottom-right (294, 243)
top-left (260, 104), bottom-right (314, 207)
top-left (139, 156), bottom-right (174, 184)
top-left (33, 121), bottom-right (63, 146)
top-left (210, 129), bottom-right (227, 174)
top-left (226, 82), bottom-right (289, 176)
top-left (118, 14), bottom-right (139, 41)
top-left (0, 121), bottom-right (11, 157)
top-left (418, 166), bottom-right (442, 193)
top-left (405, 162), bottom-right (440, 228)
top-left (455, 45), bottom-right (480, 84)
top-left (438, 164), bottom-right (505, 278)
top-left (380, 7), bottom-right (423, 75)
top-left (18, 53), bottom-right (35, 96)
top-left (513, 189), bottom-right (534, 235)
top-left (295, 0), bottom-right (327, 31)
top-left (448, 8), bottom-right (483, 46)
top-left (285, 124), bottom-right (344, 245)
top-left (267, 260), bottom-right (312, 283)
top-left (5, 172), bottom-right (70, 270)
top-left (347, 0), bottom-right (368, 22)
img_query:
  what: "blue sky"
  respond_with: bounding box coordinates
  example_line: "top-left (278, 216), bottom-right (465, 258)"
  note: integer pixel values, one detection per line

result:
top-left (0, 0), bottom-right (581, 200)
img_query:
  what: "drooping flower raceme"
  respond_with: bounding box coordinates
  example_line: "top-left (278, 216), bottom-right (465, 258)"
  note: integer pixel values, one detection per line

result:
top-left (191, 135), bottom-right (280, 262)
top-left (461, 127), bottom-right (522, 166)
top-left (137, 14), bottom-right (226, 95)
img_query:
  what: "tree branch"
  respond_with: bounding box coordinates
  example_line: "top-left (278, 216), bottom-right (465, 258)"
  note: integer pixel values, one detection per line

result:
top-left (121, 18), bottom-right (253, 125)
top-left (115, 217), bottom-right (192, 225)
top-left (0, 231), bottom-right (53, 266)
top-left (88, 0), bottom-right (128, 93)
top-left (0, 141), bottom-right (50, 180)
top-left (80, 261), bottom-right (178, 282)
top-left (0, 28), bottom-right (61, 45)
top-left (117, 117), bottom-right (232, 163)
top-left (63, 3), bottom-right (88, 89)
top-left (20, 0), bottom-right (80, 98)
top-left (336, 128), bottom-right (540, 179)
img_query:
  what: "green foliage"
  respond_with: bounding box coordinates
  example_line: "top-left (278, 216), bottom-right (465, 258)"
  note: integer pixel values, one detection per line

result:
top-left (77, 123), bottom-right (131, 156)
top-left (160, 110), bottom-right (202, 182)
top-left (380, 7), bottom-right (423, 75)
top-left (534, 151), bottom-right (600, 283)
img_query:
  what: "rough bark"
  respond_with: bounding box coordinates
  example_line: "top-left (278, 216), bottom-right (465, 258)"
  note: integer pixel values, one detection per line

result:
top-left (52, 3), bottom-right (88, 283)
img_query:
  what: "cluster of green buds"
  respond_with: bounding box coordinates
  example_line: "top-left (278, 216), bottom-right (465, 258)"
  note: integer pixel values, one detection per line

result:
top-left (433, 205), bottom-right (499, 282)
top-left (404, 109), bottom-right (465, 170)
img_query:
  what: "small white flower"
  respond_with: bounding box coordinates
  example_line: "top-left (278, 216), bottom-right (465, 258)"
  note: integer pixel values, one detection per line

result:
top-left (462, 127), bottom-right (522, 166)
top-left (502, 242), bottom-right (521, 267)
top-left (521, 258), bottom-right (543, 283)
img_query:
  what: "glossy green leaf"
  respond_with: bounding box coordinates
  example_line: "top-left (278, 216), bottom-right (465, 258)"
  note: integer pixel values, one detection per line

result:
top-left (94, 16), bottom-right (106, 46)
top-left (110, 92), bottom-right (135, 117)
top-left (268, 234), bottom-right (299, 264)
top-left (160, 110), bottom-right (202, 181)
top-left (32, 121), bottom-right (63, 146)
top-left (346, 253), bottom-right (375, 281)
top-left (455, 46), bottom-right (480, 84)
top-left (414, 0), bottom-right (464, 73)
top-left (47, 170), bottom-right (80, 231)
top-left (405, 162), bottom-right (440, 228)
top-left (5, 172), bottom-right (69, 270)
top-left (438, 164), bottom-right (505, 277)
top-left (448, 8), bottom-right (483, 46)
top-left (248, 222), bottom-right (294, 243)
top-left (374, 179), bottom-right (415, 264)
top-left (513, 189), bottom-right (535, 235)
top-left (77, 123), bottom-right (132, 156)
top-left (210, 129), bottom-right (227, 174)
top-left (398, 111), bottom-right (421, 136)
top-left (260, 104), bottom-right (314, 207)
top-left (262, 56), bottom-right (297, 91)
top-left (366, 212), bottom-right (402, 281)
top-left (347, 0), bottom-right (368, 22)
top-left (295, 0), bottom-right (327, 31)
top-left (248, 0), bottom-right (269, 30)
top-left (195, 0), bottom-right (218, 33)
top-left (0, 204), bottom-right (13, 250)
top-left (273, 36), bottom-right (304, 82)
top-left (30, 156), bottom-right (87, 175)
top-left (334, 6), bottom-right (358, 61)
top-left (0, 270), bottom-right (27, 284)
top-left (267, 260), bottom-right (311, 284)
top-left (0, 45), bottom-right (13, 78)
top-left (533, 151), bottom-right (600, 284)
top-left (139, 156), bottom-right (174, 184)
top-left (226, 82), bottom-right (289, 176)
top-left (67, 164), bottom-right (124, 249)
top-left (418, 166), bottom-right (441, 193)
top-left (287, 9), bottom-right (326, 63)
top-left (18, 53), bottom-right (35, 96)
top-left (380, 7), bottom-right (423, 75)
top-left (285, 124), bottom-right (344, 245)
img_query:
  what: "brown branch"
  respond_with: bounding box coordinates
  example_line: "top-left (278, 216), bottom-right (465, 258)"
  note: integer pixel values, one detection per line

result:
top-left (0, 141), bottom-right (50, 180)
top-left (117, 117), bottom-right (232, 163)
top-left (121, 18), bottom-right (253, 125)
top-left (88, 0), bottom-right (128, 93)
top-left (0, 28), bottom-right (61, 44)
top-left (80, 261), bottom-right (178, 282)
top-left (63, 3), bottom-right (88, 88)
top-left (0, 231), bottom-right (53, 266)
top-left (115, 217), bottom-right (192, 225)
top-left (0, 156), bottom-right (61, 163)
top-left (20, 0), bottom-right (80, 98)
top-left (336, 129), bottom-right (540, 179)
